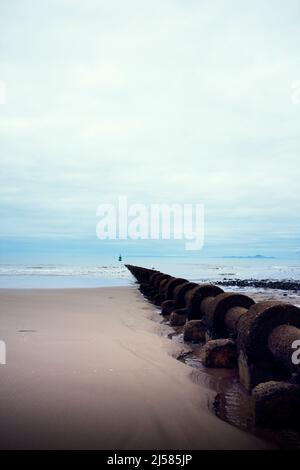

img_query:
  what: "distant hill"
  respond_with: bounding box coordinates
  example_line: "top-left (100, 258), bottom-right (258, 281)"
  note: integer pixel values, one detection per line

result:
top-left (222, 254), bottom-right (275, 259)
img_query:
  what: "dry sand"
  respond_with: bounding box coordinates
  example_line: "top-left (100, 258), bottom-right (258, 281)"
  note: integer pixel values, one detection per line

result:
top-left (0, 287), bottom-right (275, 450)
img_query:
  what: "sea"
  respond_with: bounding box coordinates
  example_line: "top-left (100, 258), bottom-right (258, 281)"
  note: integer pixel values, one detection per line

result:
top-left (0, 257), bottom-right (299, 289)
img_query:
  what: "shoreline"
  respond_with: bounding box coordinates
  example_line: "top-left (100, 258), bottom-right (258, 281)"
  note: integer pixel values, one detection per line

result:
top-left (0, 286), bottom-right (275, 450)
top-left (1, 278), bottom-right (299, 308)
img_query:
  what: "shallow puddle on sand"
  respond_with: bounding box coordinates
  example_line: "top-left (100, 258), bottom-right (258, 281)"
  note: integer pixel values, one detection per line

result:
top-left (18, 329), bottom-right (37, 333)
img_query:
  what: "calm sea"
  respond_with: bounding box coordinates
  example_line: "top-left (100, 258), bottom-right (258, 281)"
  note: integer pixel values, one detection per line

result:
top-left (0, 257), bottom-right (299, 289)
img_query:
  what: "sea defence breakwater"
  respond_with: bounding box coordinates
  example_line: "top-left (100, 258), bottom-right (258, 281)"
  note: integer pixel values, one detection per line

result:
top-left (126, 264), bottom-right (300, 430)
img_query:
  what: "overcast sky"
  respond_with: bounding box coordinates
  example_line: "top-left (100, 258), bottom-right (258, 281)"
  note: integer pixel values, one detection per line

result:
top-left (0, 0), bottom-right (299, 261)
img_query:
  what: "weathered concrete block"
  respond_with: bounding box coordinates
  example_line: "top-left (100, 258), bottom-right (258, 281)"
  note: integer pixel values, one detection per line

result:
top-left (202, 339), bottom-right (237, 368)
top-left (164, 278), bottom-right (187, 300)
top-left (153, 293), bottom-right (165, 306)
top-left (159, 277), bottom-right (172, 293)
top-left (173, 282), bottom-right (198, 308)
top-left (169, 308), bottom-right (187, 326)
top-left (183, 320), bottom-right (206, 342)
top-left (139, 283), bottom-right (152, 295)
top-left (186, 284), bottom-right (224, 320)
top-left (237, 301), bottom-right (300, 390)
top-left (252, 381), bottom-right (300, 428)
top-left (237, 351), bottom-right (284, 393)
top-left (148, 287), bottom-right (159, 301)
top-left (149, 272), bottom-right (162, 285)
top-left (205, 292), bottom-right (254, 339)
top-left (161, 300), bottom-right (175, 316)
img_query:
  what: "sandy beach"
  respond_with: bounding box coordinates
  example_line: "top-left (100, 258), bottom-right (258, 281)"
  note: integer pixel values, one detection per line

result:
top-left (0, 286), bottom-right (275, 450)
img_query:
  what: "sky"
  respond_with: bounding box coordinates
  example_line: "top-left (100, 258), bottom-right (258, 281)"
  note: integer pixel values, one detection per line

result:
top-left (0, 0), bottom-right (300, 262)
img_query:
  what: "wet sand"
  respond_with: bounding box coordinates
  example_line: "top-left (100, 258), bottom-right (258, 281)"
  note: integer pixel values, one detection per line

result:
top-left (0, 287), bottom-right (275, 450)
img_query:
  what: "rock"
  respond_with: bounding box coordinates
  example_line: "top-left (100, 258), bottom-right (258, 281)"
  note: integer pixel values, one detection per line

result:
top-left (183, 320), bottom-right (206, 342)
top-left (218, 278), bottom-right (300, 292)
top-left (169, 308), bottom-right (187, 326)
top-left (202, 339), bottom-right (237, 368)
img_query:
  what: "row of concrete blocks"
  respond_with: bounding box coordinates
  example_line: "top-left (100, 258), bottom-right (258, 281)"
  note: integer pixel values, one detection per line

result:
top-left (125, 264), bottom-right (300, 429)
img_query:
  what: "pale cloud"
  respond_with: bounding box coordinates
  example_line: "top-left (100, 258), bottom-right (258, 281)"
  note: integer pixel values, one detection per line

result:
top-left (0, 0), bottom-right (299, 256)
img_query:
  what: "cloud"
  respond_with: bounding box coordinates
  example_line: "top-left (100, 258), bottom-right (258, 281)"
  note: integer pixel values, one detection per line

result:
top-left (0, 0), bottom-right (299, 256)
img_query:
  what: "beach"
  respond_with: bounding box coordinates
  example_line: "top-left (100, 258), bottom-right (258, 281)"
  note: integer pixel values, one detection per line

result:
top-left (0, 286), bottom-right (275, 450)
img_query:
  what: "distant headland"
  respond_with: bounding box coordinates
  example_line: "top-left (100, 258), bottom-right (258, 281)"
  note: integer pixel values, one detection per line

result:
top-left (222, 254), bottom-right (275, 259)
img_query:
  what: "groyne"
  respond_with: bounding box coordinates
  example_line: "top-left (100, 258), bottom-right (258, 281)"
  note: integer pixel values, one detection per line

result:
top-left (126, 264), bottom-right (300, 430)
